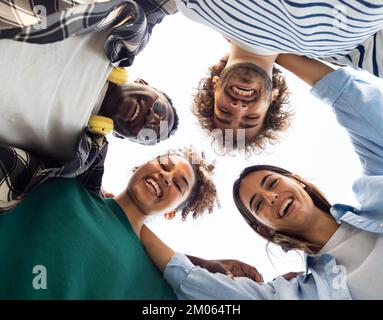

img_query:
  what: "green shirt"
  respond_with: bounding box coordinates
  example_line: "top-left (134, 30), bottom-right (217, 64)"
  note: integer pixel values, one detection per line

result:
top-left (0, 178), bottom-right (176, 300)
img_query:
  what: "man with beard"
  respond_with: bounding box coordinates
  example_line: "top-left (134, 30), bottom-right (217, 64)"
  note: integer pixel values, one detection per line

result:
top-left (185, 0), bottom-right (383, 153)
top-left (192, 49), bottom-right (291, 154)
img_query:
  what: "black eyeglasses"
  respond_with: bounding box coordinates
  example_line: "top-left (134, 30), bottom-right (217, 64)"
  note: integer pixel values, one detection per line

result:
top-left (151, 99), bottom-right (168, 120)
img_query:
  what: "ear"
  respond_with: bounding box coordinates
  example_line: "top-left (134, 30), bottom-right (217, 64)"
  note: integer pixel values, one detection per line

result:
top-left (164, 211), bottom-right (176, 220)
top-left (134, 78), bottom-right (149, 85)
top-left (211, 76), bottom-right (220, 90)
top-left (271, 88), bottom-right (279, 102)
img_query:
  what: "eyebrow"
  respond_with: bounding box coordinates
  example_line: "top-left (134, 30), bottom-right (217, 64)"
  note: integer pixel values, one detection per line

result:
top-left (215, 115), bottom-right (231, 125)
top-left (248, 173), bottom-right (274, 210)
top-left (239, 122), bottom-right (258, 129)
top-left (261, 174), bottom-right (273, 188)
top-left (181, 175), bottom-right (189, 188)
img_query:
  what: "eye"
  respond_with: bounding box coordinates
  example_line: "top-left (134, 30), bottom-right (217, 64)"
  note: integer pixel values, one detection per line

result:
top-left (269, 178), bottom-right (279, 189)
top-left (157, 157), bottom-right (169, 171)
top-left (255, 199), bottom-right (263, 214)
top-left (152, 101), bottom-right (167, 120)
top-left (219, 107), bottom-right (230, 114)
top-left (174, 181), bottom-right (182, 193)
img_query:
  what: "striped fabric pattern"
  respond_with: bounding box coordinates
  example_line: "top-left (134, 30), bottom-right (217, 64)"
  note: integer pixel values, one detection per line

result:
top-left (175, 0), bottom-right (383, 77)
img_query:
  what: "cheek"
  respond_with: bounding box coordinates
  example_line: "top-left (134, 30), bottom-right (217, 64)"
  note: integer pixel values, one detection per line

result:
top-left (257, 213), bottom-right (274, 228)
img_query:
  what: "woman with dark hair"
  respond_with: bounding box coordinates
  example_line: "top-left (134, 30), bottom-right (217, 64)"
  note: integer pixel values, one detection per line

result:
top-left (140, 55), bottom-right (383, 299)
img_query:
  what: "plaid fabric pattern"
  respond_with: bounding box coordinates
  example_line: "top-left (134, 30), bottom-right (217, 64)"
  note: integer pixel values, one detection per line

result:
top-left (0, 0), bottom-right (177, 66)
top-left (135, 0), bottom-right (177, 34)
top-left (0, 128), bottom-right (108, 213)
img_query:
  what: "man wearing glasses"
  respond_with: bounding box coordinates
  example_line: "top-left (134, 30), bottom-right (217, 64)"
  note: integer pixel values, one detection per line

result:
top-left (101, 78), bottom-right (177, 145)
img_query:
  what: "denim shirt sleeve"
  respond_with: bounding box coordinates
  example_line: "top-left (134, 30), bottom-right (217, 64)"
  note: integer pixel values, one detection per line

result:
top-left (310, 69), bottom-right (383, 176)
top-left (163, 253), bottom-right (314, 300)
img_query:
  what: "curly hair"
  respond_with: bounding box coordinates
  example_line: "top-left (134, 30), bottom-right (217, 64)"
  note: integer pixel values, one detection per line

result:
top-left (167, 147), bottom-right (220, 220)
top-left (192, 55), bottom-right (293, 153)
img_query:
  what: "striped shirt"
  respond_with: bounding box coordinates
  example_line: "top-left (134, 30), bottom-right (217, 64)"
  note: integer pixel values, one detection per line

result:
top-left (175, 0), bottom-right (383, 77)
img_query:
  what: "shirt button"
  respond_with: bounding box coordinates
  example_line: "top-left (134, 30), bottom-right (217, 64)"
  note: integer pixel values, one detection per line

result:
top-left (358, 219), bottom-right (364, 223)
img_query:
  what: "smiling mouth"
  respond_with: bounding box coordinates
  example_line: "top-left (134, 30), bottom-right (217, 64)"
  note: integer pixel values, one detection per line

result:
top-left (128, 103), bottom-right (141, 123)
top-left (145, 177), bottom-right (163, 198)
top-left (278, 198), bottom-right (294, 218)
top-left (228, 85), bottom-right (257, 102)
top-left (232, 85), bottom-right (254, 97)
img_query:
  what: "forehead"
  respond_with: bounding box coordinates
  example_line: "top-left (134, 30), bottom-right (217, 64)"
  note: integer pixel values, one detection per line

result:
top-left (239, 170), bottom-right (275, 202)
top-left (211, 118), bottom-right (263, 140)
top-left (159, 154), bottom-right (195, 184)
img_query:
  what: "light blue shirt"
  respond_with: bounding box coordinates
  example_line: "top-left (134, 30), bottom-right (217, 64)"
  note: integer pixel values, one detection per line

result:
top-left (163, 68), bottom-right (383, 300)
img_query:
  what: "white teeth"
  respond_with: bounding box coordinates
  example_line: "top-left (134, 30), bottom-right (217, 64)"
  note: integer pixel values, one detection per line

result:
top-left (129, 104), bottom-right (140, 122)
top-left (146, 178), bottom-right (162, 197)
top-left (232, 85), bottom-right (254, 97)
top-left (279, 198), bottom-right (293, 217)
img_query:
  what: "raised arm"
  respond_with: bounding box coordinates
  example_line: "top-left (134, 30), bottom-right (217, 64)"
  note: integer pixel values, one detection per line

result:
top-left (277, 54), bottom-right (383, 176)
top-left (140, 225), bottom-right (300, 300)
top-left (276, 54), bottom-right (335, 87)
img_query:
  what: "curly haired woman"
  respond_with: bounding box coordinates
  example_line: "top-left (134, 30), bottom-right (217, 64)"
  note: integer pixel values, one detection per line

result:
top-left (0, 146), bottom-right (219, 299)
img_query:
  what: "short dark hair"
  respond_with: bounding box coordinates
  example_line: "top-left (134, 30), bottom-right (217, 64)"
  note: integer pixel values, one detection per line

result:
top-left (159, 90), bottom-right (179, 138)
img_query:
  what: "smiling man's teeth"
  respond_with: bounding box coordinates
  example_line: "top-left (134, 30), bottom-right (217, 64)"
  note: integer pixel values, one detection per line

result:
top-left (146, 178), bottom-right (162, 197)
top-left (232, 85), bottom-right (254, 97)
top-left (279, 198), bottom-right (293, 217)
top-left (129, 104), bottom-right (140, 122)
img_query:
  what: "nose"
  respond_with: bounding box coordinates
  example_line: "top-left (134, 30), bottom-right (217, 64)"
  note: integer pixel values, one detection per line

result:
top-left (230, 100), bottom-right (248, 110)
top-left (260, 190), bottom-right (278, 206)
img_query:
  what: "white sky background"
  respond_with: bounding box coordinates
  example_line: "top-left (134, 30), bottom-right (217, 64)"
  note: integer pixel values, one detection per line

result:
top-left (102, 14), bottom-right (363, 282)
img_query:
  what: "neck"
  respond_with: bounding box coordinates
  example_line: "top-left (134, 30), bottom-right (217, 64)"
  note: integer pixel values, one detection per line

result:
top-left (114, 191), bottom-right (148, 238)
top-left (301, 207), bottom-right (340, 252)
top-left (227, 42), bottom-right (278, 77)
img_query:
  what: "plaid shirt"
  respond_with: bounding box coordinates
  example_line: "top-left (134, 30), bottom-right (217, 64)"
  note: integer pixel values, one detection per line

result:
top-left (0, 0), bottom-right (177, 66)
top-left (0, 128), bottom-right (108, 213)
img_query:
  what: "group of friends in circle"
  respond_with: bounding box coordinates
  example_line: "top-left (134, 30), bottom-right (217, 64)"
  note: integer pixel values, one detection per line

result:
top-left (0, 0), bottom-right (382, 300)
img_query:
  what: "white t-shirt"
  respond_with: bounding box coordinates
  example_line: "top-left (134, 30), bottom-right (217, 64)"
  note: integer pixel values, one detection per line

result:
top-left (0, 31), bottom-right (113, 162)
top-left (320, 223), bottom-right (383, 299)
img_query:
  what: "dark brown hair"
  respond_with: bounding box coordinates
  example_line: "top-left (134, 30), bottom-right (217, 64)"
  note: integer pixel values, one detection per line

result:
top-left (233, 165), bottom-right (332, 253)
top-left (171, 147), bottom-right (219, 220)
